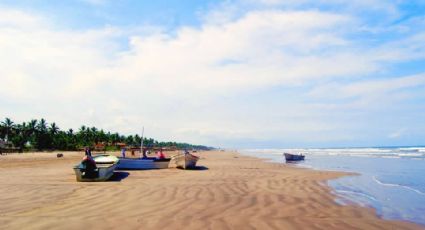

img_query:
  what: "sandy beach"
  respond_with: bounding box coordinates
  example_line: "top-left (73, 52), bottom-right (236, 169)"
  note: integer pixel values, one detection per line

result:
top-left (0, 150), bottom-right (422, 230)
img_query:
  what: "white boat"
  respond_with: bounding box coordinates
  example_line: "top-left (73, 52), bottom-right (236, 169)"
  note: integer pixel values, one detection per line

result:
top-left (73, 155), bottom-right (119, 182)
top-left (116, 157), bottom-right (170, 170)
top-left (94, 154), bottom-right (120, 164)
top-left (171, 152), bottom-right (199, 169)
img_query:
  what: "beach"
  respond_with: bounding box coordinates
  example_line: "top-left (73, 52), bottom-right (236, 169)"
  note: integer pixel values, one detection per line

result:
top-left (0, 150), bottom-right (422, 229)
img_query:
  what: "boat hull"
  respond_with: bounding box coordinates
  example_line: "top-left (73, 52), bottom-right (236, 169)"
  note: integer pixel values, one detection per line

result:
top-left (73, 155), bottom-right (119, 182)
top-left (284, 153), bottom-right (305, 161)
top-left (171, 153), bottom-right (199, 169)
top-left (73, 163), bottom-right (117, 182)
top-left (116, 157), bottom-right (170, 170)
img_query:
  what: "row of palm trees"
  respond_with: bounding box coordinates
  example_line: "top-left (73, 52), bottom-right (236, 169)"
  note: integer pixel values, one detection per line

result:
top-left (0, 118), bottom-right (210, 152)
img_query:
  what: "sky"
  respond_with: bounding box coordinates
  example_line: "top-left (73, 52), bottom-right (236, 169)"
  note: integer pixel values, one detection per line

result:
top-left (1, 0), bottom-right (425, 148)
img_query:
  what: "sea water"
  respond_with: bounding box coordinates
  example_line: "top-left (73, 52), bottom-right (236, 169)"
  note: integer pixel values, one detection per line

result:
top-left (239, 147), bottom-right (425, 225)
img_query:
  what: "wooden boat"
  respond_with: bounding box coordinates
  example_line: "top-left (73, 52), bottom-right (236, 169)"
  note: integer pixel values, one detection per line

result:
top-left (284, 153), bottom-right (305, 162)
top-left (116, 157), bottom-right (170, 170)
top-left (73, 155), bottom-right (119, 182)
top-left (116, 127), bottom-right (171, 170)
top-left (171, 152), bottom-right (199, 169)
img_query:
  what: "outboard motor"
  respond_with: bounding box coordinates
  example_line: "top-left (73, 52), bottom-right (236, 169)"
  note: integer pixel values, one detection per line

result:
top-left (81, 156), bottom-right (98, 179)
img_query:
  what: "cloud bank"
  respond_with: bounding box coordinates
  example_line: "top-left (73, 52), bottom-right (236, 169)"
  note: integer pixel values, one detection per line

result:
top-left (1, 1), bottom-right (425, 147)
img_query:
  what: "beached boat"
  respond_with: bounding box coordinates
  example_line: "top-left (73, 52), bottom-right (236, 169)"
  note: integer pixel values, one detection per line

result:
top-left (116, 157), bottom-right (170, 170)
top-left (116, 127), bottom-right (171, 170)
top-left (171, 152), bottom-right (199, 169)
top-left (93, 154), bottom-right (120, 164)
top-left (284, 153), bottom-right (305, 162)
top-left (73, 155), bottom-right (119, 182)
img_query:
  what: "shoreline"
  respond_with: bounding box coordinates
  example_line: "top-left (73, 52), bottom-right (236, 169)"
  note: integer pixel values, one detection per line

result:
top-left (240, 149), bottom-right (425, 226)
top-left (227, 151), bottom-right (424, 229)
top-left (0, 150), bottom-right (423, 229)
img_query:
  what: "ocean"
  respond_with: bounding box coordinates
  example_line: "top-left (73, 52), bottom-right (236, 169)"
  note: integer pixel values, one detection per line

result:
top-left (239, 147), bottom-right (425, 226)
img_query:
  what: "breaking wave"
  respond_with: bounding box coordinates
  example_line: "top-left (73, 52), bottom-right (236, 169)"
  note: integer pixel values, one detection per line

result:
top-left (242, 147), bottom-right (425, 159)
top-left (372, 176), bottom-right (425, 196)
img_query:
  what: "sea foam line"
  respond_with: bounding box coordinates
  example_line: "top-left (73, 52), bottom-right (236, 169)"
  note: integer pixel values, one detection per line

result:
top-left (334, 189), bottom-right (378, 203)
top-left (372, 176), bottom-right (425, 196)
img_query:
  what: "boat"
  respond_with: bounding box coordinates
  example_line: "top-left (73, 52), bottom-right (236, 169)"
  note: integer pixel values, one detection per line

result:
top-left (116, 157), bottom-right (170, 170)
top-left (73, 155), bottom-right (119, 182)
top-left (93, 154), bottom-right (120, 164)
top-left (171, 152), bottom-right (199, 169)
top-left (284, 153), bottom-right (305, 162)
top-left (116, 127), bottom-right (171, 170)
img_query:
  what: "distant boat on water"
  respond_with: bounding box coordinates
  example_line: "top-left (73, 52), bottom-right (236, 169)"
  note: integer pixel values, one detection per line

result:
top-left (73, 155), bottom-right (119, 182)
top-left (284, 153), bottom-right (305, 162)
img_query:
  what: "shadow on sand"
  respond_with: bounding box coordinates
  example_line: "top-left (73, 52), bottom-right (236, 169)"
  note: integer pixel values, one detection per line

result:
top-left (108, 171), bottom-right (130, 182)
top-left (184, 166), bottom-right (209, 171)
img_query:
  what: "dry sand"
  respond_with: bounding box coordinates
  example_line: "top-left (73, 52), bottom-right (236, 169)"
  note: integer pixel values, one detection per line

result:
top-left (0, 150), bottom-right (422, 229)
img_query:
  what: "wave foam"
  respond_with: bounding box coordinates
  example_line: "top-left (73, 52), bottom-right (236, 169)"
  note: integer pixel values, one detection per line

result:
top-left (241, 147), bottom-right (425, 159)
top-left (334, 189), bottom-right (378, 203)
top-left (372, 176), bottom-right (425, 196)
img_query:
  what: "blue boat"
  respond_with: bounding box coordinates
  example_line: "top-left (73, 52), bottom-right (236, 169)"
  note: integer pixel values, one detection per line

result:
top-left (284, 153), bottom-right (305, 162)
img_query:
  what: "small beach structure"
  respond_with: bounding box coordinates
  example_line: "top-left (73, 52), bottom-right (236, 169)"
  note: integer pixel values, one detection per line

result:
top-left (284, 152), bottom-right (305, 162)
top-left (0, 140), bottom-right (21, 154)
top-left (171, 151), bottom-right (199, 169)
top-left (73, 155), bottom-right (119, 182)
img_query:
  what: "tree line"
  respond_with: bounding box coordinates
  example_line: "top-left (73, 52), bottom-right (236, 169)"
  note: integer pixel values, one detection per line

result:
top-left (0, 118), bottom-right (211, 152)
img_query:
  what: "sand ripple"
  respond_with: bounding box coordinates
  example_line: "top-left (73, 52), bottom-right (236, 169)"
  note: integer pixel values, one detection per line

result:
top-left (0, 151), bottom-right (422, 229)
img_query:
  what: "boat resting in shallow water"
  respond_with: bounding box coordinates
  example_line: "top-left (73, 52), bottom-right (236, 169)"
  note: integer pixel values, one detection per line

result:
top-left (73, 155), bottom-right (119, 182)
top-left (284, 153), bottom-right (305, 162)
top-left (171, 152), bottom-right (199, 169)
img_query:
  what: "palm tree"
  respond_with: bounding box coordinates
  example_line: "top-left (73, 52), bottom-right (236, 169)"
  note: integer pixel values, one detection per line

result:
top-left (90, 127), bottom-right (99, 143)
top-left (126, 135), bottom-right (135, 146)
top-left (1, 117), bottom-right (210, 151)
top-left (37, 119), bottom-right (48, 133)
top-left (79, 125), bottom-right (86, 133)
top-left (35, 118), bottom-right (50, 150)
top-left (1, 118), bottom-right (16, 141)
top-left (23, 119), bottom-right (38, 148)
top-left (13, 122), bottom-right (34, 152)
top-left (49, 122), bottom-right (59, 135)
top-left (28, 119), bottom-right (37, 133)
top-left (98, 129), bottom-right (107, 143)
top-left (47, 122), bottom-right (60, 150)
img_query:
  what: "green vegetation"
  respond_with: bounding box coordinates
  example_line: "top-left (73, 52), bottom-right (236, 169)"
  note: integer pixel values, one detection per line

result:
top-left (0, 117), bottom-right (212, 152)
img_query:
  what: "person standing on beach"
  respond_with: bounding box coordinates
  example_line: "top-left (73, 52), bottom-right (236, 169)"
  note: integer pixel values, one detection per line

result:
top-left (121, 147), bottom-right (126, 158)
top-left (156, 149), bottom-right (165, 159)
top-left (85, 147), bottom-right (92, 157)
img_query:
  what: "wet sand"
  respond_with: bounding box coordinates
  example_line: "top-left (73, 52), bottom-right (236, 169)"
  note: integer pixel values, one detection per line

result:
top-left (0, 150), bottom-right (422, 229)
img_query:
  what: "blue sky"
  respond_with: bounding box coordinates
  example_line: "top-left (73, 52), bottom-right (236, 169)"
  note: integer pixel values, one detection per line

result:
top-left (1, 0), bottom-right (425, 148)
top-left (0, 0), bottom-right (218, 29)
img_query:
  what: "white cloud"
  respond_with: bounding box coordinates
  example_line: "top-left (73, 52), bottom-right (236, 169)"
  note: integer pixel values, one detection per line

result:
top-left (1, 3), bottom-right (425, 147)
top-left (0, 8), bottom-right (43, 28)
top-left (308, 74), bottom-right (425, 102)
top-left (110, 10), bottom-right (359, 92)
